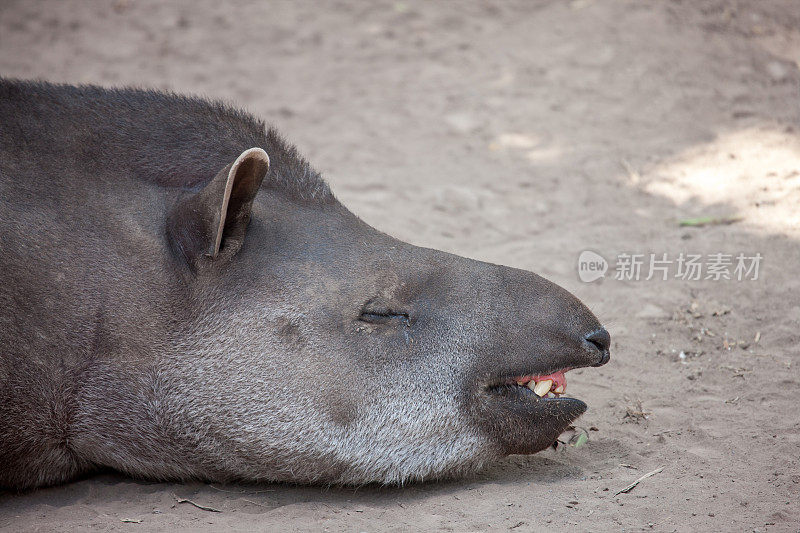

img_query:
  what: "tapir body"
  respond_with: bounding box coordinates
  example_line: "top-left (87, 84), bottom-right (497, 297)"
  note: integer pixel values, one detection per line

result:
top-left (0, 79), bottom-right (609, 490)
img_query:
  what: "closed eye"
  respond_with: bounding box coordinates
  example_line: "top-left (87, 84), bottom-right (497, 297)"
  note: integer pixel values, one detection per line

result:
top-left (359, 309), bottom-right (411, 326)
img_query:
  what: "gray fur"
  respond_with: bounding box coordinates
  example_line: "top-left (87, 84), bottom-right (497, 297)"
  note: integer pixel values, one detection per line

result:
top-left (0, 79), bottom-right (609, 490)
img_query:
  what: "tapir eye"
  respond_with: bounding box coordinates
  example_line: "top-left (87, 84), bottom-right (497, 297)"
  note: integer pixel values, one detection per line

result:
top-left (358, 302), bottom-right (411, 326)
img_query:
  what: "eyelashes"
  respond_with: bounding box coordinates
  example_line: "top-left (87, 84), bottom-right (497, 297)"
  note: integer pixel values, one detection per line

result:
top-left (358, 309), bottom-right (411, 327)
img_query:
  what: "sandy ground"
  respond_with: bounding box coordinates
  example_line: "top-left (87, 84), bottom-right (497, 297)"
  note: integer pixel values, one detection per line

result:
top-left (1, 0), bottom-right (799, 531)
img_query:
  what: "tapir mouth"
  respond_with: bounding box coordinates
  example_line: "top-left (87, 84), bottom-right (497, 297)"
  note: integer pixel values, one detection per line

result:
top-left (491, 369), bottom-right (571, 399)
top-left (471, 357), bottom-right (604, 455)
top-left (483, 366), bottom-right (588, 413)
top-left (467, 326), bottom-right (610, 455)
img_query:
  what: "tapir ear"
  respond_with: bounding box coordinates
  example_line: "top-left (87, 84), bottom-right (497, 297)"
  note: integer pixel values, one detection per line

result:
top-left (167, 147), bottom-right (270, 269)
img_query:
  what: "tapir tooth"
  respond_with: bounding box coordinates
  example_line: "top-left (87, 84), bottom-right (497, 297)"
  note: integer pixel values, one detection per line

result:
top-left (532, 379), bottom-right (552, 397)
top-left (554, 384), bottom-right (565, 394)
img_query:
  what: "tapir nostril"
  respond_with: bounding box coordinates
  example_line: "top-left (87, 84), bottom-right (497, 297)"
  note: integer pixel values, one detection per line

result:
top-left (585, 328), bottom-right (611, 366)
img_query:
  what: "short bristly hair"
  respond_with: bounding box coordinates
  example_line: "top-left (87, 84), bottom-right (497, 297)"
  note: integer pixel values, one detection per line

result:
top-left (0, 78), bottom-right (332, 202)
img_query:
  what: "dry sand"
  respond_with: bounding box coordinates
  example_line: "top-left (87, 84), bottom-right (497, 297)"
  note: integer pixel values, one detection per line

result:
top-left (1, 0), bottom-right (799, 531)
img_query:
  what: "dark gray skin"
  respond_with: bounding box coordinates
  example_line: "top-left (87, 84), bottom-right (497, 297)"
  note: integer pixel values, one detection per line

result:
top-left (0, 79), bottom-right (609, 491)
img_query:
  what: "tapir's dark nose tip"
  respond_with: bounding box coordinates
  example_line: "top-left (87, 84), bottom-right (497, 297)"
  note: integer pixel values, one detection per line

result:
top-left (585, 327), bottom-right (611, 366)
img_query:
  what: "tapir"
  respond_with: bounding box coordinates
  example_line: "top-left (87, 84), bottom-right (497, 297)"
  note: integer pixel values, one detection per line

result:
top-left (0, 79), bottom-right (610, 490)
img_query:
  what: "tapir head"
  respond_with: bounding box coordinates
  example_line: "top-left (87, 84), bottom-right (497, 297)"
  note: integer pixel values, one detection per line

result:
top-left (164, 144), bottom-right (610, 484)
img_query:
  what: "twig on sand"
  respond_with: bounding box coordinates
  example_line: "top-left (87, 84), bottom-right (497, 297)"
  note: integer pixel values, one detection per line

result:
top-left (173, 494), bottom-right (221, 512)
top-left (678, 215), bottom-right (742, 227)
top-left (242, 498), bottom-right (268, 507)
top-left (620, 158), bottom-right (641, 184)
top-left (614, 466), bottom-right (665, 496)
top-left (623, 398), bottom-right (650, 423)
top-left (208, 484), bottom-right (274, 494)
